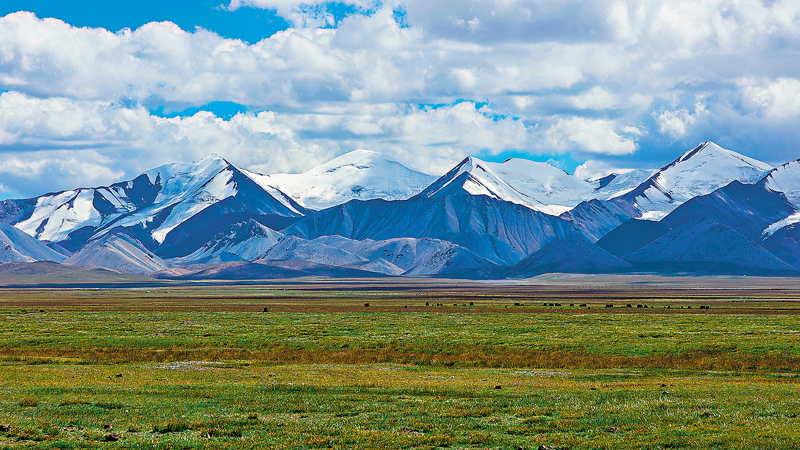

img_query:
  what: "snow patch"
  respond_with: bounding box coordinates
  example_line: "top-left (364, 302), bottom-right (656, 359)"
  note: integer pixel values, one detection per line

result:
top-left (763, 211), bottom-right (800, 237)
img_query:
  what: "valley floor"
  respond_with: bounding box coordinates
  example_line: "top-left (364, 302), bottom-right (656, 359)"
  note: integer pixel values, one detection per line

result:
top-left (1, 279), bottom-right (799, 449)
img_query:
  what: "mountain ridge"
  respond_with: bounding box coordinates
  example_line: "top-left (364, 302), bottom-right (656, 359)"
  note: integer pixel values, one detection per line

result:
top-left (2, 141), bottom-right (800, 279)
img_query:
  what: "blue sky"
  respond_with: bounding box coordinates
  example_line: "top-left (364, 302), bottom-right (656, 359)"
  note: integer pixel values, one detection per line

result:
top-left (0, 1), bottom-right (290, 44)
top-left (0, 0), bottom-right (799, 198)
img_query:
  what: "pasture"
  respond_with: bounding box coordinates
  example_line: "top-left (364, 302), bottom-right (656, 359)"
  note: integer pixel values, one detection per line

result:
top-left (1, 277), bottom-right (799, 449)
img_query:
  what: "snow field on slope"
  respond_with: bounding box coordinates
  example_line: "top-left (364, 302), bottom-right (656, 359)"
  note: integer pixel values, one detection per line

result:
top-left (250, 150), bottom-right (437, 210)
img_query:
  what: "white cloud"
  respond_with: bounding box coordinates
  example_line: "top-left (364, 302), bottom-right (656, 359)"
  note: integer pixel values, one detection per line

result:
top-left (0, 92), bottom-right (538, 192)
top-left (0, 89), bottom-right (648, 194)
top-left (654, 99), bottom-right (707, 138)
top-left (739, 77), bottom-right (800, 119)
top-left (0, 150), bottom-right (126, 197)
top-left (573, 159), bottom-right (636, 180)
top-left (571, 86), bottom-right (617, 110)
top-left (0, 92), bottom-right (327, 189)
top-left (0, 10), bottom-right (624, 108)
top-left (2, 0), bottom-right (800, 196)
top-left (540, 117), bottom-right (639, 155)
top-left (0, 91), bottom-right (153, 148)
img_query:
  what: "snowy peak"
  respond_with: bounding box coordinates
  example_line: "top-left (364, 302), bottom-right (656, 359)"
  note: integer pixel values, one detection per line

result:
top-left (625, 141), bottom-right (774, 220)
top-left (589, 169), bottom-right (656, 200)
top-left (14, 189), bottom-right (105, 244)
top-left (142, 154), bottom-right (231, 188)
top-left (9, 154), bottom-right (305, 251)
top-left (674, 141), bottom-right (712, 164)
top-left (312, 149), bottom-right (393, 173)
top-left (655, 141), bottom-right (773, 191)
top-left (415, 156), bottom-right (474, 199)
top-left (141, 155), bottom-right (239, 215)
top-left (252, 150), bottom-right (437, 211)
top-left (666, 141), bottom-right (772, 176)
top-left (419, 156), bottom-right (596, 215)
top-left (764, 158), bottom-right (800, 208)
top-left (419, 156), bottom-right (520, 201)
top-left (95, 161), bottom-right (244, 245)
top-left (12, 155), bottom-right (237, 245)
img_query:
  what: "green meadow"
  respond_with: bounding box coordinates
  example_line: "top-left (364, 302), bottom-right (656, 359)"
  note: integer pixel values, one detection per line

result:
top-left (0, 282), bottom-right (799, 449)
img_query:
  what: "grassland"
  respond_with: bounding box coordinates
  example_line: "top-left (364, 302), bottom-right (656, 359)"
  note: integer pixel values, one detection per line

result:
top-left (1, 278), bottom-right (800, 449)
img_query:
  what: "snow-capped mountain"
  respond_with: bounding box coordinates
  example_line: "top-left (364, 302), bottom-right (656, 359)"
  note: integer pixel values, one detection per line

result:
top-left (660, 180), bottom-right (796, 242)
top-left (418, 156), bottom-right (597, 215)
top-left (593, 179), bottom-right (800, 275)
top-left (598, 180), bottom-right (797, 256)
top-left (620, 141), bottom-right (774, 220)
top-left (249, 150), bottom-right (437, 211)
top-left (588, 169), bottom-right (656, 200)
top-left (764, 159), bottom-right (800, 208)
top-left (103, 155), bottom-right (304, 245)
top-left (3, 155), bottom-right (307, 254)
top-left (418, 157), bottom-right (659, 216)
top-left (4, 140), bottom-right (800, 279)
top-left (561, 142), bottom-right (777, 240)
top-left (0, 151), bottom-right (437, 256)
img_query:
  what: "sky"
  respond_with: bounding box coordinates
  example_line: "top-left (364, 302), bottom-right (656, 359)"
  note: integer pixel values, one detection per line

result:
top-left (0, 0), bottom-right (799, 199)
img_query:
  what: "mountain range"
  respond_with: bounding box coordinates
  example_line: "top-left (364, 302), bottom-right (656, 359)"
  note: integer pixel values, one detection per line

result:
top-left (2, 141), bottom-right (799, 280)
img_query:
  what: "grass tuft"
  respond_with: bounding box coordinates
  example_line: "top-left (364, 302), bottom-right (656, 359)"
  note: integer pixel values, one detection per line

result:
top-left (153, 421), bottom-right (190, 434)
top-left (17, 398), bottom-right (39, 407)
top-left (93, 401), bottom-right (123, 410)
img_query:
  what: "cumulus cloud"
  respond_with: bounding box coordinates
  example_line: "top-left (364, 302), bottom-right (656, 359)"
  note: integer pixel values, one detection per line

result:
top-left (540, 117), bottom-right (639, 155)
top-left (0, 93), bottom-right (535, 192)
top-left (417, 0), bottom-right (799, 51)
top-left (573, 159), bottom-right (638, 181)
top-left (0, 89), bottom-right (653, 195)
top-left (0, 10), bottom-right (610, 109)
top-left (0, 150), bottom-right (125, 198)
top-left (2, 0), bottom-right (800, 197)
top-left (738, 77), bottom-right (800, 119)
top-left (654, 99), bottom-right (707, 138)
top-left (571, 86), bottom-right (618, 110)
top-left (0, 91), bottom-right (153, 148)
top-left (0, 91), bottom-right (328, 190)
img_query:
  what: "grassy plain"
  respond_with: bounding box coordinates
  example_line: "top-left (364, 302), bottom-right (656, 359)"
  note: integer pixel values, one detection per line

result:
top-left (1, 277), bottom-right (800, 449)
